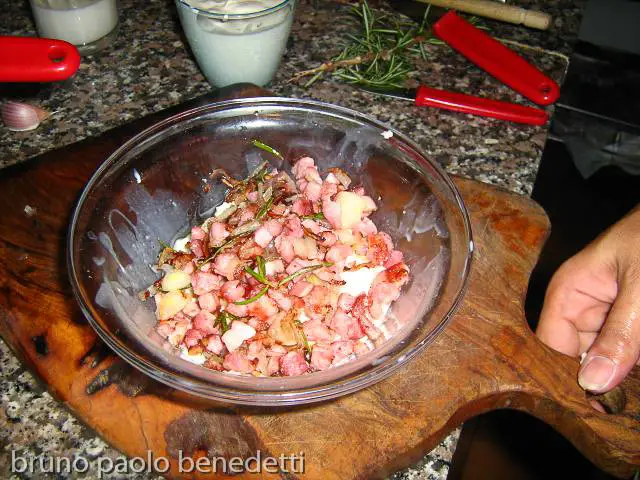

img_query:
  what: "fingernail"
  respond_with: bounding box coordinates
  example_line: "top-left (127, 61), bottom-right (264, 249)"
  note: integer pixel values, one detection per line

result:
top-left (578, 355), bottom-right (616, 391)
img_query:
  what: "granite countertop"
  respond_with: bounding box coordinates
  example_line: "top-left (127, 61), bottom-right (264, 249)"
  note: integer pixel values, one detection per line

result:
top-left (0, 0), bottom-right (583, 478)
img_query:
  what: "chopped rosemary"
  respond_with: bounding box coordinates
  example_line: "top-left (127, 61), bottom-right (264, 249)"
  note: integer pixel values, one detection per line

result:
top-left (277, 262), bottom-right (333, 288)
top-left (296, 319), bottom-right (312, 361)
top-left (243, 256), bottom-right (274, 287)
top-left (207, 353), bottom-right (224, 364)
top-left (233, 285), bottom-right (270, 305)
top-left (215, 311), bottom-right (231, 333)
top-left (301, 212), bottom-right (326, 221)
top-left (252, 139), bottom-right (283, 160)
top-left (197, 238), bottom-right (235, 270)
top-left (233, 261), bottom-right (333, 305)
top-left (256, 255), bottom-right (266, 278)
top-left (244, 267), bottom-right (274, 287)
top-left (253, 166), bottom-right (269, 184)
top-left (226, 311), bottom-right (239, 321)
top-left (256, 195), bottom-right (274, 219)
top-left (197, 229), bottom-right (255, 270)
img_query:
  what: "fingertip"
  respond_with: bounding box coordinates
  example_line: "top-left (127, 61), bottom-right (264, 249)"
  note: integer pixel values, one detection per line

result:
top-left (578, 355), bottom-right (618, 393)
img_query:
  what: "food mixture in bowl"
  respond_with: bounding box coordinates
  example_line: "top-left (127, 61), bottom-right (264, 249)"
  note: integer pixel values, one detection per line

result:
top-left (142, 141), bottom-right (410, 377)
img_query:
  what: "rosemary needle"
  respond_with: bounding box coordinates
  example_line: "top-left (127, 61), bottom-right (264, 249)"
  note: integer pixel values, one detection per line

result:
top-left (252, 139), bottom-right (283, 160)
top-left (256, 196), bottom-right (274, 219)
top-left (233, 262), bottom-right (333, 305)
top-left (277, 262), bottom-right (333, 288)
top-left (301, 212), bottom-right (326, 221)
top-left (233, 285), bottom-right (270, 305)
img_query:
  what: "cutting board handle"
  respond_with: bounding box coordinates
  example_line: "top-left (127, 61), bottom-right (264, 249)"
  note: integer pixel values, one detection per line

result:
top-left (484, 316), bottom-right (640, 477)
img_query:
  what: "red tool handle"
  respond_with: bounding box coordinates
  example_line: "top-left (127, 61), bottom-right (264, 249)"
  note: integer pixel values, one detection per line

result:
top-left (415, 85), bottom-right (549, 125)
top-left (433, 11), bottom-right (560, 106)
top-left (0, 36), bottom-right (81, 82)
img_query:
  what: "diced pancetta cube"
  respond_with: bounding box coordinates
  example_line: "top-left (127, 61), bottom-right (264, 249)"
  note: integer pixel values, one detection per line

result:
top-left (223, 351), bottom-right (253, 373)
top-left (208, 222), bottom-right (229, 247)
top-left (213, 253), bottom-right (241, 281)
top-left (280, 351), bottom-right (309, 376)
top-left (221, 280), bottom-right (246, 302)
top-left (265, 259), bottom-right (285, 277)
top-left (330, 309), bottom-right (365, 340)
top-left (303, 318), bottom-right (333, 342)
top-left (198, 292), bottom-right (219, 312)
top-left (205, 335), bottom-right (224, 354)
top-left (192, 310), bottom-right (218, 335)
top-left (184, 329), bottom-right (204, 348)
top-left (289, 280), bottom-right (313, 298)
top-left (311, 344), bottom-right (334, 371)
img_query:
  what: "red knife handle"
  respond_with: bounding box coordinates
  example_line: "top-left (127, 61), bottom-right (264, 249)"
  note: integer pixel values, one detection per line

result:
top-left (0, 36), bottom-right (81, 83)
top-left (415, 85), bottom-right (549, 125)
top-left (433, 11), bottom-right (560, 106)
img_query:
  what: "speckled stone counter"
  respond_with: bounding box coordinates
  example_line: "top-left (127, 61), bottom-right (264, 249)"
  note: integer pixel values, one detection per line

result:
top-left (0, 0), bottom-right (583, 478)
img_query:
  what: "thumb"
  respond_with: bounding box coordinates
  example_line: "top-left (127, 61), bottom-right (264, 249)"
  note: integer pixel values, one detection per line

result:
top-left (578, 269), bottom-right (640, 393)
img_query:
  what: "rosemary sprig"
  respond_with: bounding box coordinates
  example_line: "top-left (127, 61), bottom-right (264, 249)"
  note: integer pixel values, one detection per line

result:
top-left (252, 139), bottom-right (283, 160)
top-left (290, 2), bottom-right (487, 89)
top-left (291, 1), bottom-right (433, 88)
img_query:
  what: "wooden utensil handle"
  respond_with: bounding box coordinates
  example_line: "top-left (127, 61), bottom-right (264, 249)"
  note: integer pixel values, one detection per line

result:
top-left (491, 320), bottom-right (640, 477)
top-left (416, 0), bottom-right (551, 30)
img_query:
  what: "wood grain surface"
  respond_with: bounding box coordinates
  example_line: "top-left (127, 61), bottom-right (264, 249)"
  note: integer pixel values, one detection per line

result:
top-left (0, 84), bottom-right (638, 479)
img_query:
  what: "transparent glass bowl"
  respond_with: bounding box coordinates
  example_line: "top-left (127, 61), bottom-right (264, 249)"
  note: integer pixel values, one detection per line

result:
top-left (68, 98), bottom-right (473, 405)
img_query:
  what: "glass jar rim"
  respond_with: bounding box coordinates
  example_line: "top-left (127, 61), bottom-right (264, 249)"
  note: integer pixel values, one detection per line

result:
top-left (175, 0), bottom-right (293, 20)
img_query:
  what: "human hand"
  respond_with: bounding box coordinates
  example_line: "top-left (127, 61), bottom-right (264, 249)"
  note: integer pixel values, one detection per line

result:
top-left (536, 206), bottom-right (640, 393)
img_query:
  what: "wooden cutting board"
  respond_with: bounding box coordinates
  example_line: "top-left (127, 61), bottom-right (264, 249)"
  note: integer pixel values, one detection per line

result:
top-left (0, 84), bottom-right (638, 479)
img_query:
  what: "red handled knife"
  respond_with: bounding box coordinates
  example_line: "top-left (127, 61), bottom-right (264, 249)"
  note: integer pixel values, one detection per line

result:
top-left (361, 85), bottom-right (549, 126)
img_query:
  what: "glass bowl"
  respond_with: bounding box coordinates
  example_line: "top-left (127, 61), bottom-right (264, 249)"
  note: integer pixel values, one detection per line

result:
top-left (68, 98), bottom-right (473, 406)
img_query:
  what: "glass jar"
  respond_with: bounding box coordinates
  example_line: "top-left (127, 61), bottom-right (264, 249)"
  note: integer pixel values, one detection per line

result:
top-left (29, 0), bottom-right (119, 55)
top-left (175, 0), bottom-right (295, 87)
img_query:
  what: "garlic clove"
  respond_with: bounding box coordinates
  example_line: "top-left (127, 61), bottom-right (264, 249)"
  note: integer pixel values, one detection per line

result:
top-left (1, 101), bottom-right (50, 132)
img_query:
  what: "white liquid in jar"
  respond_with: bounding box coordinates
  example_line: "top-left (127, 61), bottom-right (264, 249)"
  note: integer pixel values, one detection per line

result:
top-left (31, 0), bottom-right (118, 46)
top-left (176, 0), bottom-right (294, 87)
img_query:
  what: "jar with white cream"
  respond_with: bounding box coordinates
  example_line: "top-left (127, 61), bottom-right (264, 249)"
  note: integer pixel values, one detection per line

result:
top-left (175, 0), bottom-right (295, 87)
top-left (30, 0), bottom-right (119, 55)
